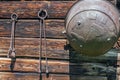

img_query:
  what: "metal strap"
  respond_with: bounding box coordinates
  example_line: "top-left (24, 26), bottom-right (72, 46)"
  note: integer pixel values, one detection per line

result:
top-left (8, 13), bottom-right (18, 58)
top-left (38, 9), bottom-right (49, 77)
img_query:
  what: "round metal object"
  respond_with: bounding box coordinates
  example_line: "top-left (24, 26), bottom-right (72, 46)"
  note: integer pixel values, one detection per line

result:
top-left (11, 13), bottom-right (18, 21)
top-left (65, 0), bottom-right (120, 56)
top-left (38, 9), bottom-right (48, 20)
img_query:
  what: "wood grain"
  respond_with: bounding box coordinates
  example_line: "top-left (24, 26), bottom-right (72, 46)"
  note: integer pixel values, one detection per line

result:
top-left (0, 1), bottom-right (75, 19)
top-left (0, 37), bottom-right (119, 62)
top-left (0, 58), bottom-right (69, 73)
top-left (0, 37), bottom-right (69, 59)
top-left (0, 72), bottom-right (108, 80)
top-left (0, 0), bottom-right (116, 19)
top-left (0, 19), bottom-right (65, 38)
top-left (0, 72), bottom-right (69, 80)
top-left (0, 58), bottom-right (115, 76)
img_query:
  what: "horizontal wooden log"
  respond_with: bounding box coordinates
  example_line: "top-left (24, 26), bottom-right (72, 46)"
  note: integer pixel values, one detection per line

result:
top-left (0, 19), bottom-right (65, 38)
top-left (0, 58), bottom-right (116, 76)
top-left (0, 1), bottom-right (75, 19)
top-left (0, 37), bottom-right (119, 62)
top-left (0, 72), bottom-right (69, 80)
top-left (0, 58), bottom-right (69, 73)
top-left (0, 72), bottom-right (108, 80)
top-left (70, 76), bottom-right (107, 80)
top-left (0, 0), bottom-right (116, 19)
top-left (0, 37), bottom-right (69, 59)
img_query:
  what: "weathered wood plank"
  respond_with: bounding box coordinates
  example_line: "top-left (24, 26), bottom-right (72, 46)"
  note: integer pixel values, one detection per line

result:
top-left (0, 58), bottom-right (116, 76)
top-left (0, 19), bottom-right (65, 38)
top-left (0, 1), bottom-right (75, 19)
top-left (70, 76), bottom-right (107, 80)
top-left (0, 72), bottom-right (108, 80)
top-left (0, 37), bottom-right (69, 59)
top-left (0, 0), bottom-right (115, 19)
top-left (0, 72), bottom-right (69, 80)
top-left (0, 58), bottom-right (69, 73)
top-left (0, 37), bottom-right (119, 61)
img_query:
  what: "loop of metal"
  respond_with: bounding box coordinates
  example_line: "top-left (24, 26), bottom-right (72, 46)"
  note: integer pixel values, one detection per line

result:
top-left (38, 9), bottom-right (49, 77)
top-left (8, 13), bottom-right (18, 58)
top-left (38, 9), bottom-right (48, 20)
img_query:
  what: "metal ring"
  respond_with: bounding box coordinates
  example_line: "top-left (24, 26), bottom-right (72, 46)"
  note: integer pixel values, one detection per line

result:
top-left (11, 13), bottom-right (18, 21)
top-left (38, 9), bottom-right (48, 20)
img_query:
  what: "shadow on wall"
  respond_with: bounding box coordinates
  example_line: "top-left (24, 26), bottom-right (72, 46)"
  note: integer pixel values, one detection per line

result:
top-left (68, 46), bottom-right (118, 80)
top-left (117, 0), bottom-right (120, 9)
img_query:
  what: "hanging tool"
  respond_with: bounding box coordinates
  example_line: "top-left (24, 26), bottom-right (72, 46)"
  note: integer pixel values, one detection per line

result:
top-left (8, 13), bottom-right (18, 58)
top-left (38, 9), bottom-right (49, 77)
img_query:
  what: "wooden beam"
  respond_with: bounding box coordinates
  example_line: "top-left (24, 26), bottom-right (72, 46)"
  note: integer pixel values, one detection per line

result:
top-left (0, 19), bottom-right (65, 38)
top-left (0, 1), bottom-right (75, 19)
top-left (0, 72), bottom-right (69, 80)
top-left (0, 0), bottom-right (115, 19)
top-left (0, 58), bottom-right (116, 76)
top-left (0, 37), bottom-right (119, 61)
top-left (70, 76), bottom-right (107, 80)
top-left (0, 37), bottom-right (69, 59)
top-left (0, 58), bottom-right (69, 73)
top-left (0, 72), bottom-right (108, 80)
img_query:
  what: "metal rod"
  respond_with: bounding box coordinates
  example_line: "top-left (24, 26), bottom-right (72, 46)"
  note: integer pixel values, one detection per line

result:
top-left (39, 19), bottom-right (42, 74)
top-left (8, 13), bottom-right (18, 58)
top-left (38, 9), bottom-right (49, 77)
top-left (43, 19), bottom-right (49, 77)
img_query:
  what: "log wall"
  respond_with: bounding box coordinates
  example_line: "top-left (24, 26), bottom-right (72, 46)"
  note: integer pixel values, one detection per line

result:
top-left (0, 0), bottom-right (119, 80)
